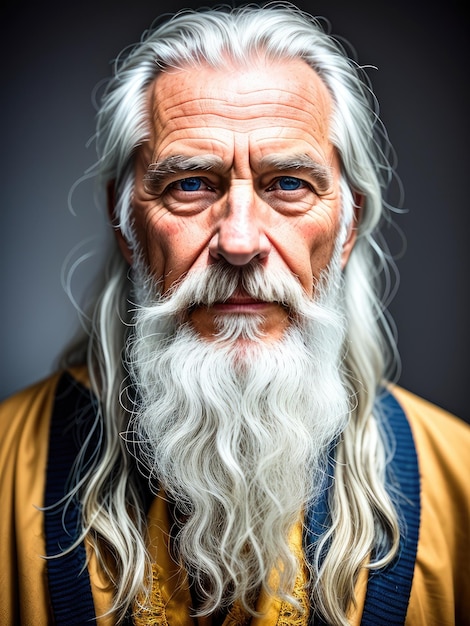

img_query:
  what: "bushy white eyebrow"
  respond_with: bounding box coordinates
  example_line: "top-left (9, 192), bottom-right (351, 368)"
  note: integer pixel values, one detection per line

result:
top-left (144, 155), bottom-right (224, 191)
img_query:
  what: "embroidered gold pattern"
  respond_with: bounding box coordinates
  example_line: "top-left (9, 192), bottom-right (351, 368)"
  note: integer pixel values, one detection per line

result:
top-left (134, 493), bottom-right (309, 625)
top-left (223, 603), bottom-right (252, 626)
top-left (133, 562), bottom-right (310, 625)
top-left (277, 573), bottom-right (310, 626)
top-left (133, 563), bottom-right (169, 626)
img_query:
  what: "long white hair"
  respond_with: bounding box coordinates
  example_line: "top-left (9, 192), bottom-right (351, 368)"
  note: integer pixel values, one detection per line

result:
top-left (62, 4), bottom-right (401, 624)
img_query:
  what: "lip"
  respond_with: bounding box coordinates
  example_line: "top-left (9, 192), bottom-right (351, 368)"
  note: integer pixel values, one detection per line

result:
top-left (211, 297), bottom-right (273, 314)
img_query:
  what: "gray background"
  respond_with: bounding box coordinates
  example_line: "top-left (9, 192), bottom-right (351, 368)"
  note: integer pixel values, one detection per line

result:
top-left (1, 1), bottom-right (468, 422)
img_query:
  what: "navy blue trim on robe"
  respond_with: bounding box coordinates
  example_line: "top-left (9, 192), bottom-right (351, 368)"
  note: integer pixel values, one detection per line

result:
top-left (306, 390), bottom-right (421, 625)
top-left (44, 372), bottom-right (100, 625)
top-left (360, 390), bottom-right (421, 625)
top-left (45, 374), bottom-right (420, 625)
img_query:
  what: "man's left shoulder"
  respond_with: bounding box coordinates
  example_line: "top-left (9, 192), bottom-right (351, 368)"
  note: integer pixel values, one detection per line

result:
top-left (391, 385), bottom-right (469, 436)
top-left (389, 390), bottom-right (470, 623)
top-left (390, 385), bottom-right (470, 477)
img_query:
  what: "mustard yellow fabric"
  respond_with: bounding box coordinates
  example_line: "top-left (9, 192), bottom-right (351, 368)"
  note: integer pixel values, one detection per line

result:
top-left (391, 386), bottom-right (470, 626)
top-left (1, 369), bottom-right (469, 625)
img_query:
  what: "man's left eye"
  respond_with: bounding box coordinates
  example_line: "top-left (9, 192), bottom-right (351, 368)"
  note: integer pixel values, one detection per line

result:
top-left (269, 176), bottom-right (306, 191)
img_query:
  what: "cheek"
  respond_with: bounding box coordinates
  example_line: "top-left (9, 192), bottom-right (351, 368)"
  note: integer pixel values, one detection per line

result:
top-left (135, 209), bottom-right (212, 292)
top-left (308, 230), bottom-right (339, 278)
top-left (148, 221), bottom-right (191, 289)
top-left (280, 217), bottom-right (341, 292)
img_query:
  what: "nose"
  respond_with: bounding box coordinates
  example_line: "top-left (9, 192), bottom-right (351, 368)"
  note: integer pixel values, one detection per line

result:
top-left (208, 183), bottom-right (271, 266)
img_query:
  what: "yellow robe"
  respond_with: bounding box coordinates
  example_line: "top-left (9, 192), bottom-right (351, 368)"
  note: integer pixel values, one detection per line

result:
top-left (1, 367), bottom-right (469, 625)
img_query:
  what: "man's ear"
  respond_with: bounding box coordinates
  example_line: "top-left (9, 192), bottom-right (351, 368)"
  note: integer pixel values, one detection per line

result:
top-left (107, 180), bottom-right (133, 266)
top-left (340, 191), bottom-right (363, 269)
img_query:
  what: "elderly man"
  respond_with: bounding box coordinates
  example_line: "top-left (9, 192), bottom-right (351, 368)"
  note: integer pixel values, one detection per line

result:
top-left (1, 4), bottom-right (469, 625)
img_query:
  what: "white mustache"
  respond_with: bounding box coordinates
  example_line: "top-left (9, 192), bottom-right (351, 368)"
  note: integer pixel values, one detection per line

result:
top-left (138, 261), bottom-right (315, 318)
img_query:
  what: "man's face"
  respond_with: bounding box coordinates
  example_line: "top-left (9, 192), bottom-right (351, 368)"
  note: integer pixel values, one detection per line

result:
top-left (126, 58), bottom-right (354, 341)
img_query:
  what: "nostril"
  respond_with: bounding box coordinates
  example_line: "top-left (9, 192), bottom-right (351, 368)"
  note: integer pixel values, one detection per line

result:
top-left (208, 229), bottom-right (270, 266)
top-left (219, 250), bottom-right (261, 266)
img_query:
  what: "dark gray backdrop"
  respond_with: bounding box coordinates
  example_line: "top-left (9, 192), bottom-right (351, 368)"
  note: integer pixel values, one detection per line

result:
top-left (1, 1), bottom-right (468, 422)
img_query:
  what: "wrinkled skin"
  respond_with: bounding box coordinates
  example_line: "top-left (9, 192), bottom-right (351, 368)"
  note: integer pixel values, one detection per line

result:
top-left (116, 58), bottom-right (357, 340)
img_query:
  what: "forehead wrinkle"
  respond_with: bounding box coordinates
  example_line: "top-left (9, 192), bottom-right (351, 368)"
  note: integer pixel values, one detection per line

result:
top-left (153, 77), bottom-right (331, 116)
top-left (160, 97), bottom-right (326, 123)
top-left (150, 59), bottom-right (334, 135)
top-left (156, 78), bottom-right (329, 101)
top-left (258, 153), bottom-right (333, 192)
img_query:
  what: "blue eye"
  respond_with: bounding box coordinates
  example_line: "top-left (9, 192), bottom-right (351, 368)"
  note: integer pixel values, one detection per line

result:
top-left (278, 176), bottom-right (302, 190)
top-left (178, 177), bottom-right (202, 191)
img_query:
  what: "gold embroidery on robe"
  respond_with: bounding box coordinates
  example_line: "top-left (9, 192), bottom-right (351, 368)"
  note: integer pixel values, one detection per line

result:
top-left (132, 493), bottom-right (310, 626)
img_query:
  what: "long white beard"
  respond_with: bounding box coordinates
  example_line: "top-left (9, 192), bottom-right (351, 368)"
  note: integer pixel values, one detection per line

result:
top-left (125, 250), bottom-right (351, 614)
